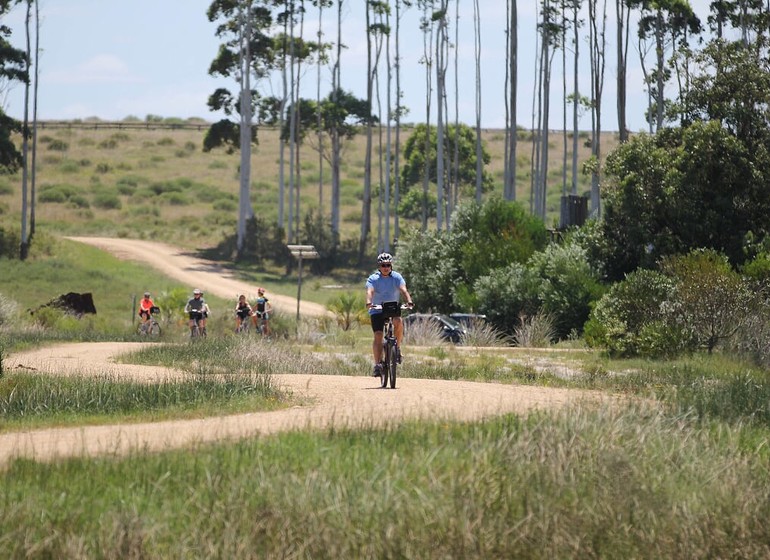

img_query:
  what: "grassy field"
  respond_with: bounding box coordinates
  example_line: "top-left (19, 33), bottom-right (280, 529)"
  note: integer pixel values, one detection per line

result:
top-left (0, 122), bottom-right (618, 253)
top-left (2, 127), bottom-right (770, 557)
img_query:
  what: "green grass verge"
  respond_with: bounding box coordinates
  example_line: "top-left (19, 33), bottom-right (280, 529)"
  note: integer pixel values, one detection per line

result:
top-left (1, 407), bottom-right (769, 558)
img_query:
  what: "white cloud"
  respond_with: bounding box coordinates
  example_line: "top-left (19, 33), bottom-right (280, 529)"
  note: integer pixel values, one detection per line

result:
top-left (45, 55), bottom-right (143, 85)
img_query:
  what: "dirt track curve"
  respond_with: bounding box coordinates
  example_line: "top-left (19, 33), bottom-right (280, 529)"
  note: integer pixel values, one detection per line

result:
top-left (2, 238), bottom-right (611, 468)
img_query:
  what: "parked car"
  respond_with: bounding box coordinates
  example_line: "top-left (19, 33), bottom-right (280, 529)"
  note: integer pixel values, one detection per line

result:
top-left (403, 313), bottom-right (467, 343)
top-left (449, 313), bottom-right (488, 329)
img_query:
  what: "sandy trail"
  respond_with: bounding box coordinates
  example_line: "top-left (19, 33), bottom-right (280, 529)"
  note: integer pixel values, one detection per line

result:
top-left (2, 238), bottom-right (610, 468)
top-left (65, 236), bottom-right (330, 317)
top-left (4, 342), bottom-right (608, 468)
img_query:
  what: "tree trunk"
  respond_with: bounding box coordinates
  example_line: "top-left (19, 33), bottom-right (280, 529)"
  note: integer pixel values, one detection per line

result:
top-left (20, 0), bottom-right (31, 260)
top-left (474, 0), bottom-right (483, 202)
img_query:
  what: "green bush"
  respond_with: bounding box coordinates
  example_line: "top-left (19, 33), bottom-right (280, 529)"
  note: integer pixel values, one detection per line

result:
top-left (92, 193), bottom-right (122, 210)
top-left (584, 268), bottom-right (675, 357)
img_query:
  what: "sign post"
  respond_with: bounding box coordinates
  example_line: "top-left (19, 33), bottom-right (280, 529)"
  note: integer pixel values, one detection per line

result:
top-left (287, 244), bottom-right (320, 324)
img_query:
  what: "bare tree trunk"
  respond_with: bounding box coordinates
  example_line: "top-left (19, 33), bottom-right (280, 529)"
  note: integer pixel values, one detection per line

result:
top-left (278, 12), bottom-right (289, 231)
top-left (588, 0), bottom-right (607, 217)
top-left (237, 3), bottom-right (254, 257)
top-left (30, 0), bottom-right (39, 238)
top-left (616, 0), bottom-right (629, 142)
top-left (504, 0), bottom-right (518, 201)
top-left (20, 0), bottom-right (31, 260)
top-left (293, 2), bottom-right (305, 242)
top-left (316, 1), bottom-right (325, 216)
top-left (394, 0), bottom-right (405, 244)
top-left (384, 7), bottom-right (393, 252)
top-left (420, 2), bottom-right (433, 232)
top-left (287, 2), bottom-right (297, 243)
top-left (360, 3), bottom-right (373, 259)
top-left (474, 0), bottom-right (483, 202)
top-left (571, 1), bottom-right (580, 195)
top-left (435, 1), bottom-right (448, 231)
top-left (451, 0), bottom-right (460, 217)
top-left (330, 0), bottom-right (343, 237)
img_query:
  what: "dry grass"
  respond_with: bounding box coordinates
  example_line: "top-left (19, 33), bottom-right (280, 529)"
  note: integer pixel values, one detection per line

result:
top-left (1, 124), bottom-right (620, 250)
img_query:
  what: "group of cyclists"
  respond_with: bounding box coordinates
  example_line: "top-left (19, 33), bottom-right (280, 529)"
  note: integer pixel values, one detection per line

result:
top-left (136, 287), bottom-right (272, 338)
top-left (137, 252), bottom-right (415, 382)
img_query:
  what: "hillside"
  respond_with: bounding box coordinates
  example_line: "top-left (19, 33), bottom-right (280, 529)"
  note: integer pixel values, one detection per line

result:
top-left (0, 122), bottom-right (620, 252)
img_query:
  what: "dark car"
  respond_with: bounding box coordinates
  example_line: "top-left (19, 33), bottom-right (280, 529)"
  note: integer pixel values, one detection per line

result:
top-left (449, 313), bottom-right (488, 329)
top-left (403, 313), bottom-right (467, 343)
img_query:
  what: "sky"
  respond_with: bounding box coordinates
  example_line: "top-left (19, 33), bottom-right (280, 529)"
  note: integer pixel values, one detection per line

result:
top-left (2, 0), bottom-right (714, 132)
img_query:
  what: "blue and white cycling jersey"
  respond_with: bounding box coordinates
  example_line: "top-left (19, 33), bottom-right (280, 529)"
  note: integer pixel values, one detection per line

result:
top-left (366, 270), bottom-right (405, 315)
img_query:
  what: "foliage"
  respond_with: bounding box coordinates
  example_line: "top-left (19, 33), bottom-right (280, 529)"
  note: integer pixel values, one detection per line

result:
top-left (513, 311), bottom-right (556, 348)
top-left (326, 291), bottom-right (365, 331)
top-left (451, 197), bottom-right (547, 288)
top-left (398, 188), bottom-right (436, 220)
top-left (585, 268), bottom-right (680, 358)
top-left (474, 263), bottom-right (541, 335)
top-left (393, 228), bottom-right (455, 312)
top-left (299, 208), bottom-right (339, 274)
top-left (601, 121), bottom-right (770, 279)
top-left (0, 225), bottom-right (20, 259)
top-left (526, 241), bottom-right (604, 338)
top-left (400, 123), bottom-right (494, 195)
top-left (0, 3), bottom-right (26, 173)
top-left (660, 249), bottom-right (757, 354)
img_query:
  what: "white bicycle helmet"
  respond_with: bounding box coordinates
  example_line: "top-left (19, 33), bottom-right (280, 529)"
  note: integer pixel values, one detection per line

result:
top-left (377, 252), bottom-right (393, 264)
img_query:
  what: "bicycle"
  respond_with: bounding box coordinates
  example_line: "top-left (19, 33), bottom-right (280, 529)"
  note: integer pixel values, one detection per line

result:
top-left (235, 311), bottom-right (251, 334)
top-left (372, 302), bottom-right (412, 389)
top-left (138, 306), bottom-right (162, 338)
top-left (189, 311), bottom-right (207, 339)
top-left (253, 312), bottom-right (269, 337)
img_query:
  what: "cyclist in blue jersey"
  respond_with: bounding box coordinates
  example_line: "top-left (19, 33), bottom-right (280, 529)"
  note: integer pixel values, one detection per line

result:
top-left (365, 252), bottom-right (414, 377)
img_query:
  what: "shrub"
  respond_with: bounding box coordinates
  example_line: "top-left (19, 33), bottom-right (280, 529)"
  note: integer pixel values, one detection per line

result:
top-left (92, 193), bottom-right (122, 210)
top-left (584, 268), bottom-right (675, 357)
top-left (46, 139), bottom-right (69, 151)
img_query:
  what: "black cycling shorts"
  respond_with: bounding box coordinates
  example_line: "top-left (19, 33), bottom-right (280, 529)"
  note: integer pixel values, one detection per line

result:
top-left (370, 313), bottom-right (386, 332)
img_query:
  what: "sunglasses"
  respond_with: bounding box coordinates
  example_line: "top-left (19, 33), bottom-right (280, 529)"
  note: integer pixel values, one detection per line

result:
top-left (379, 263), bottom-right (392, 268)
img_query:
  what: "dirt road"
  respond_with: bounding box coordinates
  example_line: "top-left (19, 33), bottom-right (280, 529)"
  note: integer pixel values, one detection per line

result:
top-left (2, 238), bottom-right (611, 468)
top-left (66, 236), bottom-right (330, 317)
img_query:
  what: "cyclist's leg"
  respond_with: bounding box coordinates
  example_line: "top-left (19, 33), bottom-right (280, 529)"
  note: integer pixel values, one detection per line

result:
top-left (393, 317), bottom-right (404, 363)
top-left (371, 314), bottom-right (386, 375)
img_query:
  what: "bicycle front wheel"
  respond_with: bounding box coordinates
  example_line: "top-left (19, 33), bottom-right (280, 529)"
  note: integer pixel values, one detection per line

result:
top-left (149, 322), bottom-right (161, 337)
top-left (387, 342), bottom-right (397, 389)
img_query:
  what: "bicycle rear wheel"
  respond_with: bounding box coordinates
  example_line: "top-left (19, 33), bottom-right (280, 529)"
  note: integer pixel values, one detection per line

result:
top-left (387, 342), bottom-right (398, 389)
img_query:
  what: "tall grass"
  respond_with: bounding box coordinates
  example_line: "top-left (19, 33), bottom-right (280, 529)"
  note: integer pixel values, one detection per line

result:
top-left (2, 406), bottom-right (769, 558)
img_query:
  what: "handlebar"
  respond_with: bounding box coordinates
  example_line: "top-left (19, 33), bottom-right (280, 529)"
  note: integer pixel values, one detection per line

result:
top-left (368, 303), bottom-right (414, 310)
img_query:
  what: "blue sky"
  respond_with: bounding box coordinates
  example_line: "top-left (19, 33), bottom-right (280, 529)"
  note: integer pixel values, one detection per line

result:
top-left (2, 0), bottom-right (712, 132)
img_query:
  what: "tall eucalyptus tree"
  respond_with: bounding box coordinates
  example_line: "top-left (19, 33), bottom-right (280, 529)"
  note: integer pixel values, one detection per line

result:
top-left (631, 0), bottom-right (700, 131)
top-left (393, 0), bottom-right (411, 243)
top-left (473, 0), bottom-right (483, 202)
top-left (533, 0), bottom-right (559, 220)
top-left (205, 0), bottom-right (275, 257)
top-left (29, 0), bottom-right (39, 238)
top-left (433, 0), bottom-right (449, 231)
top-left (312, 0), bottom-right (333, 215)
top-left (587, 0), bottom-right (607, 216)
top-left (329, 0), bottom-right (345, 237)
top-left (418, 0), bottom-right (435, 230)
top-left (19, 0), bottom-right (30, 258)
top-left (615, 0), bottom-right (630, 141)
top-left (503, 0), bottom-right (518, 201)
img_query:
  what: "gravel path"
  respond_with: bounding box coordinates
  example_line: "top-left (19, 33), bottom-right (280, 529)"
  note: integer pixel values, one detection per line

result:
top-left (2, 238), bottom-right (611, 468)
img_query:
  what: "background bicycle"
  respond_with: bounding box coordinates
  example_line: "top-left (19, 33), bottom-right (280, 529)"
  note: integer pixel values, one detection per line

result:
top-left (137, 306), bottom-right (161, 337)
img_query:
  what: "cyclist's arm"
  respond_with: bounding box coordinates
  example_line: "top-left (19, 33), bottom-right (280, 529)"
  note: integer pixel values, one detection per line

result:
top-left (399, 285), bottom-right (414, 307)
top-left (366, 286), bottom-right (375, 307)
